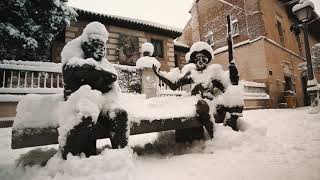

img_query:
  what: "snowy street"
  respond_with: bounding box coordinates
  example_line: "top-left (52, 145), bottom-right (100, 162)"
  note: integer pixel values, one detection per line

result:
top-left (0, 108), bottom-right (319, 180)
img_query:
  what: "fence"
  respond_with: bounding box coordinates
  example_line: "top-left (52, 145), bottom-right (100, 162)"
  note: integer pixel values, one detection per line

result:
top-left (0, 60), bottom-right (190, 96)
top-left (0, 60), bottom-right (270, 117)
top-left (0, 60), bottom-right (63, 94)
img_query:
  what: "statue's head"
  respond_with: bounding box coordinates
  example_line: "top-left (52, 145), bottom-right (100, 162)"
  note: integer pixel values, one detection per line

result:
top-left (81, 22), bottom-right (109, 61)
top-left (189, 42), bottom-right (214, 71)
top-left (141, 42), bottom-right (154, 57)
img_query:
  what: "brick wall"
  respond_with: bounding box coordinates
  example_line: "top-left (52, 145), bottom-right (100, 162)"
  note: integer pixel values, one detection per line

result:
top-left (179, 0), bottom-right (264, 49)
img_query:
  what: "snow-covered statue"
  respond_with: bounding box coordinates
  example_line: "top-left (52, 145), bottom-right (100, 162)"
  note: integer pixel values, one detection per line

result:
top-left (153, 41), bottom-right (243, 141)
top-left (60, 22), bottom-right (128, 159)
top-left (136, 42), bottom-right (161, 69)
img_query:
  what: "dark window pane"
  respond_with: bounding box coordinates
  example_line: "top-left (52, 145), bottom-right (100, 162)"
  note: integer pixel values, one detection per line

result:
top-left (151, 39), bottom-right (163, 58)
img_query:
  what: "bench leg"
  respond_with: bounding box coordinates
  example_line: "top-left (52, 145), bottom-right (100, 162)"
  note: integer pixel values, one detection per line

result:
top-left (175, 100), bottom-right (214, 143)
top-left (197, 100), bottom-right (213, 138)
top-left (175, 127), bottom-right (205, 143)
top-left (214, 105), bottom-right (243, 131)
top-left (109, 109), bottom-right (129, 149)
top-left (61, 116), bottom-right (97, 160)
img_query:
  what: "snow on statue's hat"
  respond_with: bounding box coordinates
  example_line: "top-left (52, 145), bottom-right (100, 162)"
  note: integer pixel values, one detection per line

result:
top-left (141, 42), bottom-right (154, 55)
top-left (81, 21), bottom-right (109, 43)
top-left (189, 41), bottom-right (214, 64)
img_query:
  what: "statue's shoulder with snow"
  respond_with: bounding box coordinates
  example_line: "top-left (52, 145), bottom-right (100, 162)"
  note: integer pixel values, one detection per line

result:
top-left (136, 42), bottom-right (161, 69)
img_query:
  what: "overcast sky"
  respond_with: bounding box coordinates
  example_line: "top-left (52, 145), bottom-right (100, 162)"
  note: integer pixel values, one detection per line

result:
top-left (68, 0), bottom-right (320, 29)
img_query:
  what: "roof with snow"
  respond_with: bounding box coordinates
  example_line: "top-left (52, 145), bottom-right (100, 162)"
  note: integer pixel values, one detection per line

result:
top-left (75, 8), bottom-right (182, 38)
top-left (279, 0), bottom-right (320, 40)
top-left (174, 40), bottom-right (190, 52)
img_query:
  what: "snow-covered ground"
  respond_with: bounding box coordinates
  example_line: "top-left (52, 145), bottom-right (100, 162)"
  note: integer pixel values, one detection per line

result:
top-left (1, 108), bottom-right (320, 180)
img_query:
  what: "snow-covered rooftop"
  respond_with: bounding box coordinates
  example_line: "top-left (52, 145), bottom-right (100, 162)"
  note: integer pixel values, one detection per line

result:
top-left (74, 8), bottom-right (182, 38)
top-left (173, 40), bottom-right (189, 49)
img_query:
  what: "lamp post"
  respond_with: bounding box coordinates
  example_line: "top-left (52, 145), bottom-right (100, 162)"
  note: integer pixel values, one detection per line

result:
top-left (292, 0), bottom-right (319, 108)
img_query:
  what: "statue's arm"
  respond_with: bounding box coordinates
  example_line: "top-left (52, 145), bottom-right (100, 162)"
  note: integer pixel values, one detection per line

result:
top-left (152, 65), bottom-right (191, 90)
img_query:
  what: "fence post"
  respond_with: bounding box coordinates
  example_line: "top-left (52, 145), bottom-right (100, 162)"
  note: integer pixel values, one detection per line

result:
top-left (141, 68), bottom-right (159, 98)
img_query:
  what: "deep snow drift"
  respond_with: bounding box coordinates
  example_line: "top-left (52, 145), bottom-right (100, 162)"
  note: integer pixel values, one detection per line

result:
top-left (1, 108), bottom-right (320, 180)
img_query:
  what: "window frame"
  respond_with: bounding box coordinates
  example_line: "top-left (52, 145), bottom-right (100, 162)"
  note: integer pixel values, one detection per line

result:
top-left (231, 19), bottom-right (240, 37)
top-left (276, 19), bottom-right (285, 47)
top-left (151, 39), bottom-right (164, 59)
top-left (205, 31), bottom-right (214, 46)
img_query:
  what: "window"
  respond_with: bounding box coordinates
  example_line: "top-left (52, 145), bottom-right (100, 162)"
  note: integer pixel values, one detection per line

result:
top-left (284, 76), bottom-right (294, 91)
top-left (269, 70), bottom-right (273, 76)
top-left (151, 39), bottom-right (163, 58)
top-left (205, 31), bottom-right (214, 46)
top-left (231, 19), bottom-right (239, 36)
top-left (174, 54), bottom-right (179, 68)
top-left (276, 20), bottom-right (285, 47)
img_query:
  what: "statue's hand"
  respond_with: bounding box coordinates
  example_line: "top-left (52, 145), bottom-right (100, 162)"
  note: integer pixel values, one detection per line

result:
top-left (101, 71), bottom-right (117, 83)
top-left (82, 63), bottom-right (96, 71)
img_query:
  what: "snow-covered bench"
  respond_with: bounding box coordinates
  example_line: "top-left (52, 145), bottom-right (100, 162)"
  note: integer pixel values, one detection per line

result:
top-left (11, 66), bottom-right (201, 149)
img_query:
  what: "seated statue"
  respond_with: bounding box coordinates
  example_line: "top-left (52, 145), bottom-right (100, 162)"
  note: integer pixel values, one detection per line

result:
top-left (59, 21), bottom-right (128, 159)
top-left (153, 42), bottom-right (243, 143)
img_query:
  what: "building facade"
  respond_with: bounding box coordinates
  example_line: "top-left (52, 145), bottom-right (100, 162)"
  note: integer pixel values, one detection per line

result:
top-left (179, 0), bottom-right (320, 108)
top-left (51, 8), bottom-right (188, 71)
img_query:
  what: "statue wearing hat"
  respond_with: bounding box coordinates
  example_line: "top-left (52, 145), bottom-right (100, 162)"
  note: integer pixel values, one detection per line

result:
top-left (60, 21), bottom-right (129, 159)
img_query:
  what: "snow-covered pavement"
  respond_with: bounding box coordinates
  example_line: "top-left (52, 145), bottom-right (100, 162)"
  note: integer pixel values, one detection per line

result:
top-left (0, 108), bottom-right (320, 180)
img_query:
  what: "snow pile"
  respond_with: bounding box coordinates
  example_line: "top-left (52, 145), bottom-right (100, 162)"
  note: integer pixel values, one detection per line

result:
top-left (215, 85), bottom-right (244, 107)
top-left (136, 56), bottom-right (161, 69)
top-left (181, 63), bottom-right (196, 74)
top-left (12, 91), bottom-right (197, 130)
top-left (66, 57), bottom-right (118, 75)
top-left (292, 0), bottom-right (315, 14)
top-left (2, 108), bottom-right (320, 180)
top-left (1, 60), bottom-right (61, 68)
top-left (14, 94), bottom-right (64, 129)
top-left (73, 8), bottom-right (182, 33)
top-left (0, 95), bottom-right (26, 102)
top-left (160, 67), bottom-right (183, 82)
top-left (190, 64), bottom-right (231, 90)
top-left (185, 52), bottom-right (191, 63)
top-left (6, 147), bottom-right (133, 180)
top-left (57, 86), bottom-right (103, 147)
top-left (141, 42), bottom-right (154, 55)
top-left (61, 36), bottom-right (84, 65)
top-left (307, 78), bottom-right (320, 91)
top-left (118, 94), bottom-right (199, 123)
top-left (57, 85), bottom-right (121, 147)
top-left (0, 60), bottom-right (62, 73)
top-left (240, 80), bottom-right (266, 88)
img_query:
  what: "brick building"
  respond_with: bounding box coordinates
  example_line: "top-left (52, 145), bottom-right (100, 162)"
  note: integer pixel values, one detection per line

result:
top-left (178, 0), bottom-right (320, 108)
top-left (51, 8), bottom-right (188, 71)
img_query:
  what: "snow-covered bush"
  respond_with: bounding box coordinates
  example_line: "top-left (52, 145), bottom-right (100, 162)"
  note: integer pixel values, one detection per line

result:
top-left (0, 0), bottom-right (77, 61)
top-left (311, 43), bottom-right (320, 71)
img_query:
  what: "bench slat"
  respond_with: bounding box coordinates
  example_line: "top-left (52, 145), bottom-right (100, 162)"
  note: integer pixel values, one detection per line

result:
top-left (12, 117), bottom-right (200, 149)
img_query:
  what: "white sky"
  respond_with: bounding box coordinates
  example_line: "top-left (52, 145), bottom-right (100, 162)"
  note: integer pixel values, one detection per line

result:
top-left (68, 0), bottom-right (194, 30)
top-left (68, 0), bottom-right (320, 29)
